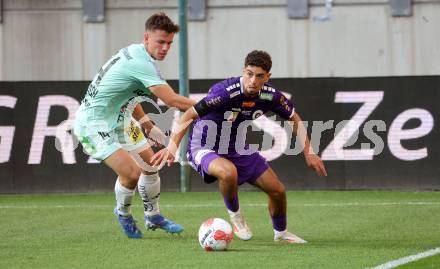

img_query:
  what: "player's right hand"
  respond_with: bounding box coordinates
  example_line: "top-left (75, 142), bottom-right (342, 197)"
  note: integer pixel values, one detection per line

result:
top-left (305, 153), bottom-right (328, 177)
top-left (151, 148), bottom-right (175, 167)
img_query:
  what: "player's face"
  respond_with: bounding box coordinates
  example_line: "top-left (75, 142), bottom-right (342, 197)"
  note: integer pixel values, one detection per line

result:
top-left (242, 66), bottom-right (271, 98)
top-left (144, 30), bottom-right (175, 61)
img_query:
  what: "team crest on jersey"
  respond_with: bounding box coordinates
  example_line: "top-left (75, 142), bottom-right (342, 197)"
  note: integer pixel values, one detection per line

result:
top-left (252, 110), bottom-right (264, 119)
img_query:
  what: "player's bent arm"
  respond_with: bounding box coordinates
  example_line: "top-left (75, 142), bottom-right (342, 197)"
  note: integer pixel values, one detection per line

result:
top-left (132, 104), bottom-right (166, 146)
top-left (151, 107), bottom-right (199, 166)
top-left (132, 104), bottom-right (154, 131)
top-left (149, 84), bottom-right (196, 111)
top-left (168, 107), bottom-right (199, 154)
top-left (289, 112), bottom-right (328, 176)
top-left (166, 96), bottom-right (215, 156)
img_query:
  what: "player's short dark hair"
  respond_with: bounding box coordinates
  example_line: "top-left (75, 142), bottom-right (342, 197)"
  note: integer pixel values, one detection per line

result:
top-left (244, 50), bottom-right (272, 72)
top-left (145, 12), bottom-right (180, 33)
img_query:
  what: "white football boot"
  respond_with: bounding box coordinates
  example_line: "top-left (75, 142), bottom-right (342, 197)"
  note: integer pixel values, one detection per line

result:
top-left (228, 210), bottom-right (253, 241)
top-left (274, 230), bottom-right (307, 244)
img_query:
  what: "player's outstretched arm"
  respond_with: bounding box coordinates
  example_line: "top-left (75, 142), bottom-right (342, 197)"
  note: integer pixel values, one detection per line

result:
top-left (289, 112), bottom-right (328, 177)
top-left (150, 84), bottom-right (196, 111)
top-left (151, 107), bottom-right (199, 167)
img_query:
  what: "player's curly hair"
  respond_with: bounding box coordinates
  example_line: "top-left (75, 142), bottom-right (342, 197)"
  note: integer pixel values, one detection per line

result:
top-left (145, 12), bottom-right (180, 33)
top-left (244, 50), bottom-right (272, 72)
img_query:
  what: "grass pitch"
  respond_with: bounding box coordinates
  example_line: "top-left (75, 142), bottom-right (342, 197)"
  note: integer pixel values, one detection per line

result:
top-left (1, 191), bottom-right (439, 269)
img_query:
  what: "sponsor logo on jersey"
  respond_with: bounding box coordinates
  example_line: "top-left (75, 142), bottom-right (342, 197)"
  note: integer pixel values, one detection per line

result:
top-left (242, 101), bottom-right (256, 108)
top-left (122, 48), bottom-right (132, 60)
top-left (229, 90), bottom-right (240, 98)
top-left (126, 121), bottom-right (144, 144)
top-left (206, 96), bottom-right (222, 107)
top-left (241, 110), bottom-right (252, 117)
top-left (262, 85), bottom-right (275, 92)
top-left (133, 89), bottom-right (149, 97)
top-left (86, 84), bottom-right (98, 98)
top-left (259, 92), bottom-right (273, 101)
top-left (226, 83), bottom-right (241, 92)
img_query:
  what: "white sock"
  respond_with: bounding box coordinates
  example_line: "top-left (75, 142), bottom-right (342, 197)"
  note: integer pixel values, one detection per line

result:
top-left (114, 178), bottom-right (135, 217)
top-left (228, 208), bottom-right (241, 217)
top-left (274, 229), bottom-right (287, 237)
top-left (137, 173), bottom-right (161, 217)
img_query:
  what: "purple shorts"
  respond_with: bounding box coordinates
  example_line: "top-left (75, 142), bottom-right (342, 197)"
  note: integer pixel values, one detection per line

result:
top-left (186, 149), bottom-right (269, 185)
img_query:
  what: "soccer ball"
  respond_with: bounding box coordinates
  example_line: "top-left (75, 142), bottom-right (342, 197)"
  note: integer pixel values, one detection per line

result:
top-left (198, 218), bottom-right (234, 251)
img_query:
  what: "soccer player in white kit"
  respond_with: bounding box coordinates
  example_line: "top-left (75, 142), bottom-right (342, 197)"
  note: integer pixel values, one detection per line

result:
top-left (74, 13), bottom-right (195, 238)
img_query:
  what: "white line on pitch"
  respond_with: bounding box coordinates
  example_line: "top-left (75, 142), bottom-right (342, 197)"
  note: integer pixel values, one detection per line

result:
top-left (367, 247), bottom-right (440, 269)
top-left (0, 201), bottom-right (440, 209)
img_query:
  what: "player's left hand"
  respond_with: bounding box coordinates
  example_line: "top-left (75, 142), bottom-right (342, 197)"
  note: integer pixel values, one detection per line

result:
top-left (305, 153), bottom-right (327, 177)
top-left (151, 147), bottom-right (175, 167)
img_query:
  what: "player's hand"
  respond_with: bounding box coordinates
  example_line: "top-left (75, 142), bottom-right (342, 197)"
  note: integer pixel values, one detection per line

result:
top-left (144, 125), bottom-right (166, 147)
top-left (305, 153), bottom-right (327, 177)
top-left (151, 148), bottom-right (175, 167)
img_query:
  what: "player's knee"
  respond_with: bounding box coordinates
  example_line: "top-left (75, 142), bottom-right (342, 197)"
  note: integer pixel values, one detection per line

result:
top-left (217, 165), bottom-right (238, 184)
top-left (269, 184), bottom-right (286, 201)
top-left (127, 166), bottom-right (142, 183)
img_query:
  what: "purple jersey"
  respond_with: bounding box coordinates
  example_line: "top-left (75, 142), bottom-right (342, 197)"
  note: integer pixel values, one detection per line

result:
top-left (188, 77), bottom-right (295, 155)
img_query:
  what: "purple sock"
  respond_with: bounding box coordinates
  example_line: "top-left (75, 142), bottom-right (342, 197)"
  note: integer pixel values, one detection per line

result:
top-left (223, 195), bottom-right (239, 212)
top-left (271, 215), bottom-right (286, 232)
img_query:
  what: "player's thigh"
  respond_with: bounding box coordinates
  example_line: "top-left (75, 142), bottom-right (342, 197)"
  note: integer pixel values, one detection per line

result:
top-left (207, 157), bottom-right (238, 180)
top-left (252, 167), bottom-right (285, 194)
top-left (104, 149), bottom-right (141, 180)
top-left (74, 119), bottom-right (120, 161)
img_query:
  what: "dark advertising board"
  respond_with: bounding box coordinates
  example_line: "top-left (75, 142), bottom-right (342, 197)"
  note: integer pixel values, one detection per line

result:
top-left (0, 76), bottom-right (439, 193)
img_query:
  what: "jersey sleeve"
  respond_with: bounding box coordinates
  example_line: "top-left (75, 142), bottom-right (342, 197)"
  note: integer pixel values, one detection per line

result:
top-left (271, 91), bottom-right (295, 120)
top-left (193, 83), bottom-right (229, 117)
top-left (128, 59), bottom-right (167, 89)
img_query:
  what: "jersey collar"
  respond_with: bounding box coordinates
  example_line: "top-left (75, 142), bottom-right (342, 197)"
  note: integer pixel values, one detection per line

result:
top-left (142, 43), bottom-right (156, 62)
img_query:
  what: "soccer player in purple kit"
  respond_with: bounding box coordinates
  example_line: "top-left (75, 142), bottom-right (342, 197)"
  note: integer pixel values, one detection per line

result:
top-left (152, 50), bottom-right (327, 243)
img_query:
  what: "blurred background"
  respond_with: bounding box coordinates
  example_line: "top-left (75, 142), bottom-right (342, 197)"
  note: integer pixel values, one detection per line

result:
top-left (2, 0), bottom-right (440, 80)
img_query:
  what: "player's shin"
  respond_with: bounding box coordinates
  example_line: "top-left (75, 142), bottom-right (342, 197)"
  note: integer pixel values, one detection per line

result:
top-left (137, 172), bottom-right (161, 217)
top-left (114, 177), bottom-right (135, 216)
top-left (138, 173), bottom-right (184, 233)
top-left (224, 195), bottom-right (239, 213)
top-left (271, 214), bottom-right (287, 232)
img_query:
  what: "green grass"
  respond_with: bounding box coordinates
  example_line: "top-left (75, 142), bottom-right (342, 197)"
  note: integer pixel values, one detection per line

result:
top-left (396, 254), bottom-right (440, 269)
top-left (1, 191), bottom-right (439, 269)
